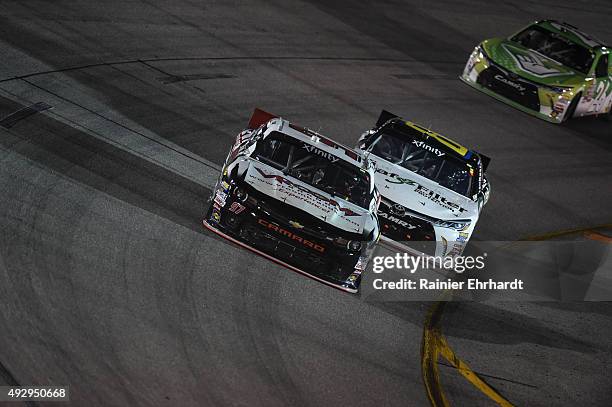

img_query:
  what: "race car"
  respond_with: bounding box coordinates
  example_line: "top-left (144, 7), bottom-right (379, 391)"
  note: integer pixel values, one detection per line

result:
top-left (461, 20), bottom-right (612, 123)
top-left (203, 109), bottom-right (380, 293)
top-left (357, 110), bottom-right (491, 257)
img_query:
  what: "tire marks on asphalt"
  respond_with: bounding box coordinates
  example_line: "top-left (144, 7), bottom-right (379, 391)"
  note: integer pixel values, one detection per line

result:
top-left (0, 102), bottom-right (52, 129)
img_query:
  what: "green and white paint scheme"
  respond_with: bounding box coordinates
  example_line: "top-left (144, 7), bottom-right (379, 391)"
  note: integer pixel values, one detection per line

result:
top-left (461, 20), bottom-right (612, 123)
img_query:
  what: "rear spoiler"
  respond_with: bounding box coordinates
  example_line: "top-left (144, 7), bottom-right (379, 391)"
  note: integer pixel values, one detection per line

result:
top-left (375, 109), bottom-right (399, 128)
top-left (247, 108), bottom-right (278, 129)
top-left (375, 109), bottom-right (491, 172)
top-left (479, 153), bottom-right (491, 172)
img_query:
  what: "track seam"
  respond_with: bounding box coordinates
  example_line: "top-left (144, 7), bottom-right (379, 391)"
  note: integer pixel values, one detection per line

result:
top-left (0, 56), bottom-right (461, 84)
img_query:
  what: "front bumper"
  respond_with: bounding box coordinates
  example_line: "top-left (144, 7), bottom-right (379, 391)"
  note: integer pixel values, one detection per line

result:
top-left (461, 47), bottom-right (573, 124)
top-left (377, 199), bottom-right (470, 257)
top-left (203, 220), bottom-right (360, 293)
top-left (204, 186), bottom-right (367, 293)
top-left (460, 75), bottom-right (564, 124)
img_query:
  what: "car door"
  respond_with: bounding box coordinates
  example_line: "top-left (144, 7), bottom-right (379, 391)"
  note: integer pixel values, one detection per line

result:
top-left (588, 54), bottom-right (612, 115)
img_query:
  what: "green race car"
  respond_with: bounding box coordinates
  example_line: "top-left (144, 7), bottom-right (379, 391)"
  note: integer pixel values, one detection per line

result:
top-left (461, 20), bottom-right (612, 123)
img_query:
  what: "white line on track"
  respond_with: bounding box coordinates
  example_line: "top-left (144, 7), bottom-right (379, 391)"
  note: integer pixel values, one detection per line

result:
top-left (0, 76), bottom-right (221, 190)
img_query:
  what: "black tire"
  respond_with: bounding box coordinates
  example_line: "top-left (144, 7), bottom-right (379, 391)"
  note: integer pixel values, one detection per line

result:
top-left (603, 105), bottom-right (612, 121)
top-left (562, 93), bottom-right (580, 123)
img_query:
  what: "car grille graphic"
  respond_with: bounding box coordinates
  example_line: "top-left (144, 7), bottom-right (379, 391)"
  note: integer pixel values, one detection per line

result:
top-left (477, 65), bottom-right (540, 111)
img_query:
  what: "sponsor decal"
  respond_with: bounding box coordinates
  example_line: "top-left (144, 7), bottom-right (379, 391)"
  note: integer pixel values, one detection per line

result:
top-left (553, 100), bottom-right (569, 113)
top-left (214, 190), bottom-right (228, 207)
top-left (258, 218), bottom-right (325, 253)
top-left (589, 80), bottom-right (612, 114)
top-left (412, 140), bottom-right (445, 157)
top-left (221, 181), bottom-right (230, 191)
top-left (289, 123), bottom-right (361, 163)
top-left (355, 256), bottom-right (368, 271)
top-left (376, 166), bottom-right (418, 186)
top-left (445, 233), bottom-right (470, 256)
top-left (494, 74), bottom-right (526, 92)
top-left (347, 273), bottom-right (360, 282)
top-left (252, 166), bottom-right (361, 218)
top-left (502, 43), bottom-right (574, 78)
top-left (408, 123), bottom-right (469, 157)
top-left (465, 51), bottom-right (476, 76)
top-left (302, 144), bottom-right (340, 163)
top-left (375, 167), bottom-right (468, 214)
top-left (456, 232), bottom-right (470, 243)
top-left (477, 159), bottom-right (484, 194)
top-left (415, 184), bottom-right (468, 214)
top-left (211, 211), bottom-right (221, 223)
top-left (447, 242), bottom-right (464, 257)
top-left (379, 211), bottom-right (418, 229)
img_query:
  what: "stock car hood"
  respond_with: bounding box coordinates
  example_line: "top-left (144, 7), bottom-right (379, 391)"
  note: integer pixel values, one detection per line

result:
top-left (371, 158), bottom-right (479, 221)
top-left (483, 38), bottom-right (585, 86)
top-left (244, 162), bottom-right (372, 234)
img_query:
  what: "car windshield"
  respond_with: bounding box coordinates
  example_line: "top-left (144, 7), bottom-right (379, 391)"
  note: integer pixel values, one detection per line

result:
top-left (254, 132), bottom-right (372, 209)
top-left (368, 128), bottom-right (474, 197)
top-left (511, 25), bottom-right (595, 74)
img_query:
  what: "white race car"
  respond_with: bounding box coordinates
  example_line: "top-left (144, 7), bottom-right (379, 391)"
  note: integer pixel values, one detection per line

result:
top-left (357, 111), bottom-right (491, 257)
top-left (204, 109), bottom-right (380, 293)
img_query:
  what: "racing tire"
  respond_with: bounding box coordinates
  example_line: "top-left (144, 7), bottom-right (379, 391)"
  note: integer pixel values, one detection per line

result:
top-left (603, 105), bottom-right (612, 122)
top-left (562, 93), bottom-right (580, 123)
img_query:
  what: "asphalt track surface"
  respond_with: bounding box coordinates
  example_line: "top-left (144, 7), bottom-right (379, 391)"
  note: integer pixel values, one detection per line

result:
top-left (0, 1), bottom-right (611, 406)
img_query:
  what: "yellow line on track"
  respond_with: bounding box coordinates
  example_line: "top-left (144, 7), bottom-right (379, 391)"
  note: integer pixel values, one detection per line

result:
top-left (583, 231), bottom-right (612, 243)
top-left (421, 224), bottom-right (611, 406)
top-left (421, 300), bottom-right (450, 407)
top-left (438, 335), bottom-right (514, 407)
top-left (421, 297), bottom-right (515, 406)
top-left (520, 223), bottom-right (612, 241)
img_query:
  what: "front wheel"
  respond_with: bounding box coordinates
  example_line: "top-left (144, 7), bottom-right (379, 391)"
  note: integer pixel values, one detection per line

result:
top-left (562, 93), bottom-right (580, 123)
top-left (602, 104), bottom-right (612, 121)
